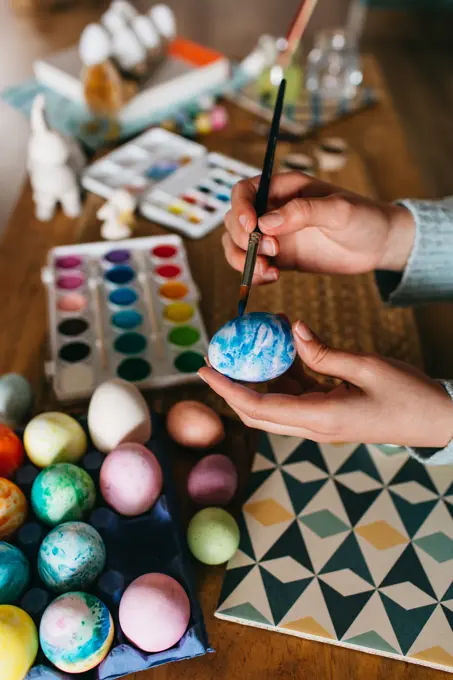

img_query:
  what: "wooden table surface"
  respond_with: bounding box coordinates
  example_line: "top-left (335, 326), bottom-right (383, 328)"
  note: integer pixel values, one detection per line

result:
top-left (1, 55), bottom-right (452, 680)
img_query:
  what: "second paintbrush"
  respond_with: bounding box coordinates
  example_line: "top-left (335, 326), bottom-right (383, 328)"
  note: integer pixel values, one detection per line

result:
top-left (238, 77), bottom-right (286, 317)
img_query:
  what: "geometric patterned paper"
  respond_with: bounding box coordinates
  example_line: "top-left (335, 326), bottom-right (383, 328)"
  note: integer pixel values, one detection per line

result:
top-left (216, 435), bottom-right (453, 673)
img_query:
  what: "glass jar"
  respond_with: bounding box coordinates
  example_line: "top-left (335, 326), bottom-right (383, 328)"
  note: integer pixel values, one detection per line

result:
top-left (306, 28), bottom-right (363, 100)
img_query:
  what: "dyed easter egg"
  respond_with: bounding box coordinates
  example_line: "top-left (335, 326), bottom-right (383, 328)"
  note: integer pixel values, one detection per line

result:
top-left (166, 401), bottom-right (224, 449)
top-left (0, 479), bottom-right (27, 539)
top-left (88, 379), bottom-right (152, 453)
top-left (0, 373), bottom-right (33, 429)
top-left (187, 507), bottom-right (239, 565)
top-left (208, 312), bottom-right (296, 382)
top-left (0, 605), bottom-right (38, 680)
top-left (24, 413), bottom-right (87, 468)
top-left (25, 665), bottom-right (70, 679)
top-left (188, 454), bottom-right (238, 506)
top-left (40, 592), bottom-right (114, 673)
top-left (38, 522), bottom-right (106, 593)
top-left (0, 542), bottom-right (30, 604)
top-left (31, 463), bottom-right (96, 526)
top-left (119, 573), bottom-right (190, 652)
top-left (0, 426), bottom-right (24, 478)
top-left (100, 443), bottom-right (162, 516)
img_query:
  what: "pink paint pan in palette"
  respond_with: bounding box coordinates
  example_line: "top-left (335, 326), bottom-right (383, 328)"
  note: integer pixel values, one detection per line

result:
top-left (41, 235), bottom-right (209, 401)
top-left (82, 129), bottom-right (259, 239)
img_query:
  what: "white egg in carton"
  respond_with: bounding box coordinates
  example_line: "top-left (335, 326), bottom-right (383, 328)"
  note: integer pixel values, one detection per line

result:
top-left (42, 235), bottom-right (210, 401)
top-left (82, 128), bottom-right (259, 238)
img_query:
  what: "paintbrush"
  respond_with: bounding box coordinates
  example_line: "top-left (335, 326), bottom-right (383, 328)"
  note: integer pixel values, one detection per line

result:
top-left (270, 0), bottom-right (319, 86)
top-left (238, 77), bottom-right (286, 317)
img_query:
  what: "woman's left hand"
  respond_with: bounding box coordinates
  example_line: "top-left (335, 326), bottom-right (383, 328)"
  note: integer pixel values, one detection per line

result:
top-left (198, 322), bottom-right (453, 448)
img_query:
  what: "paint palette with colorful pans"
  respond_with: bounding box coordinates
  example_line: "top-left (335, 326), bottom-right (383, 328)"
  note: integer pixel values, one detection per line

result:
top-left (82, 128), bottom-right (205, 199)
top-left (42, 235), bottom-right (209, 401)
top-left (82, 128), bottom-right (259, 239)
top-left (140, 152), bottom-right (259, 239)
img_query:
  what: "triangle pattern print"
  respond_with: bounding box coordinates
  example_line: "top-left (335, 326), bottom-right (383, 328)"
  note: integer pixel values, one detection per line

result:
top-left (216, 433), bottom-right (453, 672)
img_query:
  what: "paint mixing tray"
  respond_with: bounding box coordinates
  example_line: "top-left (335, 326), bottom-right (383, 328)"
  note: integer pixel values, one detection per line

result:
top-left (141, 151), bottom-right (259, 239)
top-left (82, 128), bottom-right (205, 199)
top-left (13, 415), bottom-right (210, 680)
top-left (42, 235), bottom-right (209, 401)
top-left (82, 128), bottom-right (259, 239)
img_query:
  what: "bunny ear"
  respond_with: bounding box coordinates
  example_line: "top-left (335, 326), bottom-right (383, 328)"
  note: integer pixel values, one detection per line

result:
top-left (30, 94), bottom-right (49, 135)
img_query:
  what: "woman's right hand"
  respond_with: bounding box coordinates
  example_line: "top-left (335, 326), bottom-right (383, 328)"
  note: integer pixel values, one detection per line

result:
top-left (223, 172), bottom-right (416, 284)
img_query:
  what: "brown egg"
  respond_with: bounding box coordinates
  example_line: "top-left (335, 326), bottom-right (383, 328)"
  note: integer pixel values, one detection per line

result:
top-left (166, 401), bottom-right (225, 449)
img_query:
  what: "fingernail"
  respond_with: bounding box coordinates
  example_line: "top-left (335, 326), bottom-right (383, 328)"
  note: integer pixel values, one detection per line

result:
top-left (262, 238), bottom-right (277, 256)
top-left (295, 321), bottom-right (313, 341)
top-left (263, 269), bottom-right (279, 281)
top-left (239, 215), bottom-right (249, 230)
top-left (198, 371), bottom-right (208, 383)
top-left (259, 211), bottom-right (284, 230)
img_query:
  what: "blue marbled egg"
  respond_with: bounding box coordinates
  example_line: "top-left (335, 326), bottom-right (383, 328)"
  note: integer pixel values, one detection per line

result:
top-left (208, 312), bottom-right (296, 382)
top-left (39, 592), bottom-right (114, 673)
top-left (38, 522), bottom-right (106, 593)
top-left (0, 542), bottom-right (30, 603)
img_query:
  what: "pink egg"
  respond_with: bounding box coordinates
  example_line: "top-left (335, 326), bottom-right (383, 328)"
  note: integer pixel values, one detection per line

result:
top-left (99, 443), bottom-right (162, 516)
top-left (187, 454), bottom-right (238, 506)
top-left (119, 573), bottom-right (190, 652)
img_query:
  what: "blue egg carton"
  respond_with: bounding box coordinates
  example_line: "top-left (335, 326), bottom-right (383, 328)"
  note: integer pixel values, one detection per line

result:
top-left (10, 414), bottom-right (211, 680)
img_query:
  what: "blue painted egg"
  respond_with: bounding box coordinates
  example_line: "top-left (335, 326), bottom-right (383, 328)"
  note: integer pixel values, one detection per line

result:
top-left (38, 522), bottom-right (106, 593)
top-left (208, 312), bottom-right (296, 382)
top-left (39, 592), bottom-right (114, 673)
top-left (31, 463), bottom-right (96, 526)
top-left (0, 542), bottom-right (30, 603)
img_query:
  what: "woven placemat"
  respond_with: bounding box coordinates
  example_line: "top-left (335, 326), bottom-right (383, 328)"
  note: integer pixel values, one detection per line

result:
top-left (53, 137), bottom-right (421, 419)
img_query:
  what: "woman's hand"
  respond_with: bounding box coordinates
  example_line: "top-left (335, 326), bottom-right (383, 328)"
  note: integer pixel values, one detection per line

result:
top-left (198, 322), bottom-right (453, 449)
top-left (223, 172), bottom-right (415, 284)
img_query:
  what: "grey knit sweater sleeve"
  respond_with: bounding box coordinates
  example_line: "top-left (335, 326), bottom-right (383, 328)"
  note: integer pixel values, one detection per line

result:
top-left (374, 198), bottom-right (453, 465)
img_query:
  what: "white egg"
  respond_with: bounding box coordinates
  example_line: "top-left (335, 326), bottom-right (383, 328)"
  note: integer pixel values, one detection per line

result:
top-left (88, 379), bottom-right (151, 453)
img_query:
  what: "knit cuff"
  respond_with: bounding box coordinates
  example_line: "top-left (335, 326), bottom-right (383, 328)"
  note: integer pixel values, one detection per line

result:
top-left (407, 380), bottom-right (453, 465)
top-left (375, 199), bottom-right (453, 306)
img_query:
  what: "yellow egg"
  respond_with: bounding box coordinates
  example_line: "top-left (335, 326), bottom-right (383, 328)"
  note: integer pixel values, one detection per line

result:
top-left (0, 605), bottom-right (38, 680)
top-left (166, 401), bottom-right (224, 449)
top-left (24, 412), bottom-right (87, 468)
top-left (88, 379), bottom-right (152, 453)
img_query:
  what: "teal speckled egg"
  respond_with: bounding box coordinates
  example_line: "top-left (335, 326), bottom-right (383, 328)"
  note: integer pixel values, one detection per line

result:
top-left (31, 463), bottom-right (96, 526)
top-left (187, 507), bottom-right (239, 565)
top-left (38, 522), bottom-right (106, 593)
top-left (0, 542), bottom-right (30, 603)
top-left (39, 592), bottom-right (114, 673)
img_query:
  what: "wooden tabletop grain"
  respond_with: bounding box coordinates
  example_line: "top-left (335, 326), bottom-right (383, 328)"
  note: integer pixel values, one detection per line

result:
top-left (1, 54), bottom-right (452, 680)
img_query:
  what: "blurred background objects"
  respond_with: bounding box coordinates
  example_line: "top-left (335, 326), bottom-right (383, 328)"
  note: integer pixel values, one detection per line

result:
top-left (1, 0), bottom-right (452, 233)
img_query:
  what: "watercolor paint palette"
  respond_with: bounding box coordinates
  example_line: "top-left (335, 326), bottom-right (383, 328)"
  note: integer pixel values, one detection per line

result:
top-left (140, 151), bottom-right (259, 239)
top-left (41, 235), bottom-right (209, 401)
top-left (82, 128), bottom-right (259, 239)
top-left (82, 128), bottom-right (205, 199)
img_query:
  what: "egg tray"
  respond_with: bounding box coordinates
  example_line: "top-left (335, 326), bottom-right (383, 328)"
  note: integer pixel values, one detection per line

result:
top-left (9, 414), bottom-right (211, 680)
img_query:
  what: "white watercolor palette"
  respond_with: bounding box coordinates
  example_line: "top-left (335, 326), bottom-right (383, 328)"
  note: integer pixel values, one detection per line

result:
top-left (82, 128), bottom-right (259, 239)
top-left (42, 235), bottom-right (209, 401)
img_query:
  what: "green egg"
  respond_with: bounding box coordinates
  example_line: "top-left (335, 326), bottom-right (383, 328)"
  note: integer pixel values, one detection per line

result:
top-left (187, 508), bottom-right (239, 565)
top-left (31, 463), bottom-right (96, 526)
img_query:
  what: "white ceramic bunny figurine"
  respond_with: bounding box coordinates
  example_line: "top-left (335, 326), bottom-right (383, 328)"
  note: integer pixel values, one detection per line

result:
top-left (97, 189), bottom-right (137, 241)
top-left (27, 94), bottom-right (83, 222)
